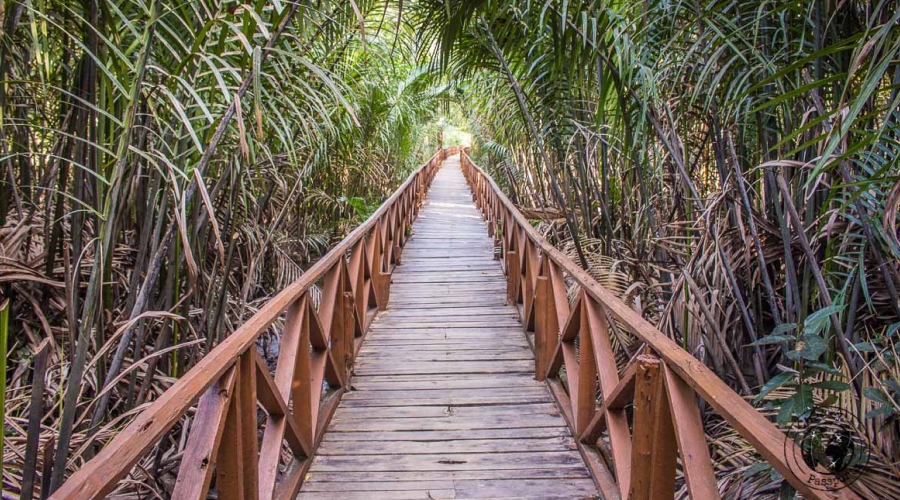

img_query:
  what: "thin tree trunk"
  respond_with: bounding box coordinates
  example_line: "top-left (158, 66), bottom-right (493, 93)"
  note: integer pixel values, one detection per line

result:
top-left (86, 2), bottom-right (304, 428)
top-left (50, 2), bottom-right (161, 489)
top-left (479, 16), bottom-right (590, 270)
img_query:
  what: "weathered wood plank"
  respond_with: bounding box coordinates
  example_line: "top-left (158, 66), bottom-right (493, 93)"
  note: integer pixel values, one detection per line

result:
top-left (355, 350), bottom-right (533, 361)
top-left (297, 490), bottom-right (455, 499)
top-left (309, 451), bottom-right (587, 472)
top-left (297, 478), bottom-right (600, 499)
top-left (318, 437), bottom-right (577, 455)
top-left (353, 361), bottom-right (534, 376)
top-left (359, 343), bottom-right (530, 352)
top-left (350, 373), bottom-right (535, 382)
top-left (333, 402), bottom-right (560, 419)
top-left (366, 327), bottom-right (525, 335)
top-left (348, 374), bottom-right (539, 391)
top-left (452, 478), bottom-right (599, 498)
top-left (388, 296), bottom-right (509, 305)
top-left (300, 480), bottom-right (454, 491)
top-left (303, 469), bottom-right (591, 482)
top-left (338, 395), bottom-right (552, 407)
top-left (366, 323), bottom-right (524, 331)
top-left (328, 414), bottom-right (566, 432)
top-left (393, 264), bottom-right (500, 273)
top-left (390, 283), bottom-right (507, 293)
top-left (321, 427), bottom-right (572, 442)
top-left (380, 306), bottom-right (518, 317)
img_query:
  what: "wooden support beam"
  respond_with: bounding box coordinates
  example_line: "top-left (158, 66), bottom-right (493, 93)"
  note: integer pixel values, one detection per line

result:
top-left (506, 249), bottom-right (520, 306)
top-left (576, 299), bottom-right (597, 437)
top-left (319, 263), bottom-right (346, 384)
top-left (237, 350), bottom-right (259, 500)
top-left (172, 366), bottom-right (237, 500)
top-left (663, 365), bottom-right (720, 499)
top-left (580, 342), bottom-right (638, 445)
top-left (627, 355), bottom-right (677, 500)
top-left (258, 297), bottom-right (307, 499)
top-left (294, 297), bottom-right (316, 445)
top-left (253, 350), bottom-right (309, 456)
top-left (534, 276), bottom-right (552, 380)
top-left (347, 238), bottom-right (368, 326)
top-left (216, 365), bottom-right (245, 500)
top-left (522, 238), bottom-right (538, 332)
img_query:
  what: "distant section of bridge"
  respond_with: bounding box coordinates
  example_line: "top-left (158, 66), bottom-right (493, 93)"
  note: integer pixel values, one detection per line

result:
top-left (297, 155), bottom-right (599, 499)
top-left (52, 148), bottom-right (860, 500)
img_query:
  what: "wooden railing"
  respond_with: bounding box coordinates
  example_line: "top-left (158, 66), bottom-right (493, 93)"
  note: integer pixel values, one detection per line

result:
top-left (460, 152), bottom-right (861, 500)
top-left (52, 147), bottom-right (461, 500)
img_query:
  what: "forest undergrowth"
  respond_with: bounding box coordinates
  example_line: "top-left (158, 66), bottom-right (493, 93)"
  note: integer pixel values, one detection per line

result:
top-left (3, 0), bottom-right (900, 498)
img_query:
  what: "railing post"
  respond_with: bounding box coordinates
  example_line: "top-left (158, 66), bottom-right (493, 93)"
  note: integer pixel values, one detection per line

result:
top-left (418, 180), bottom-right (425, 210)
top-left (344, 288), bottom-right (356, 359)
top-left (575, 298), bottom-right (597, 437)
top-left (237, 350), bottom-right (259, 500)
top-left (534, 275), bottom-right (552, 380)
top-left (392, 214), bottom-right (403, 267)
top-left (216, 364), bottom-right (245, 500)
top-left (628, 354), bottom-right (677, 500)
top-left (506, 248), bottom-right (520, 306)
top-left (340, 271), bottom-right (352, 366)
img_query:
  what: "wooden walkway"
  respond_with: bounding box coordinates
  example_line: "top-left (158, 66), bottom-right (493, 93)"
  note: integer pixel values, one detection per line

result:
top-left (298, 155), bottom-right (600, 499)
top-left (53, 148), bottom-right (859, 500)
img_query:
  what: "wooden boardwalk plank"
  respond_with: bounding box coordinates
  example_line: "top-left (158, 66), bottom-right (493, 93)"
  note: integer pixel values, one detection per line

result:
top-left (320, 428), bottom-right (574, 442)
top-left (297, 478), bottom-right (600, 499)
top-left (308, 451), bottom-right (588, 471)
top-left (297, 155), bottom-right (598, 499)
top-left (303, 469), bottom-right (593, 482)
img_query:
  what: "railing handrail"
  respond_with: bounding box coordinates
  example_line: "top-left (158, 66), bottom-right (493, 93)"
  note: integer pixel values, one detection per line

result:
top-left (460, 151), bottom-right (860, 500)
top-left (53, 147), bottom-right (461, 499)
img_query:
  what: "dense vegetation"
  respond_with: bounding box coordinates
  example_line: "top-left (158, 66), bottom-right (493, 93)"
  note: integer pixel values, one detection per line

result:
top-left (0, 1), bottom-right (451, 495)
top-left (2, 0), bottom-right (900, 498)
top-left (429, 1), bottom-right (900, 496)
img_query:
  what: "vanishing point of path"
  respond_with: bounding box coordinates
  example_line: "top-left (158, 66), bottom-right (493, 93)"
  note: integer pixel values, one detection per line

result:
top-left (297, 155), bottom-right (600, 499)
